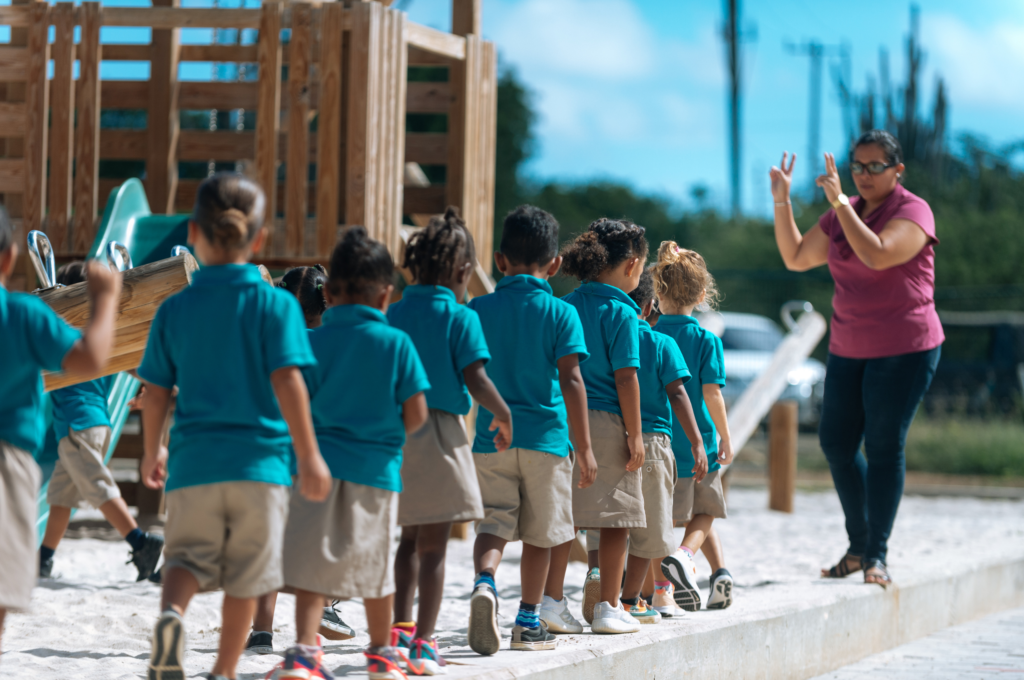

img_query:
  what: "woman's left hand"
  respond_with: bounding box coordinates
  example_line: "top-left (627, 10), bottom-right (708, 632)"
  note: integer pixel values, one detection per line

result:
top-left (815, 152), bottom-right (843, 204)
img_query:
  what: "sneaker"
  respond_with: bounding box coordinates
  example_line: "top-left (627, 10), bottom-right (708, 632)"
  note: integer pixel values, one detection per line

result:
top-left (406, 637), bottom-right (447, 675)
top-left (148, 567), bottom-right (163, 585)
top-left (582, 567), bottom-right (601, 625)
top-left (707, 568), bottom-right (734, 610)
top-left (661, 549), bottom-right (702, 612)
top-left (148, 609), bottom-right (186, 680)
top-left (468, 582), bottom-right (501, 656)
top-left (590, 601), bottom-right (641, 634)
top-left (625, 599), bottom-right (662, 625)
top-left (391, 624), bottom-right (415, 652)
top-left (539, 595), bottom-right (583, 634)
top-left (510, 624), bottom-right (557, 651)
top-left (280, 643), bottom-right (335, 679)
top-left (245, 630), bottom-right (273, 655)
top-left (320, 601), bottom-right (356, 641)
top-left (365, 646), bottom-right (408, 680)
top-left (39, 554), bottom-right (53, 579)
top-left (652, 583), bottom-right (687, 618)
top-left (129, 532), bottom-right (165, 582)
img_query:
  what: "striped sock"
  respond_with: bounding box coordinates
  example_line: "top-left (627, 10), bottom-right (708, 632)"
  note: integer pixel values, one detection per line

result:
top-left (474, 571), bottom-right (496, 591)
top-left (514, 601), bottom-right (540, 629)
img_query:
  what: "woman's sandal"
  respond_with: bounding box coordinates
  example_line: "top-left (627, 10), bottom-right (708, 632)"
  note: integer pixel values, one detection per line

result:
top-left (863, 559), bottom-right (893, 588)
top-left (821, 553), bottom-right (863, 579)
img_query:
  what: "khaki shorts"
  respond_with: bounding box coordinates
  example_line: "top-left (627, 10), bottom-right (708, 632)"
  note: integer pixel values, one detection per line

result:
top-left (673, 468), bottom-right (728, 522)
top-left (163, 481), bottom-right (289, 599)
top-left (474, 448), bottom-right (575, 548)
top-left (284, 479), bottom-right (397, 599)
top-left (571, 410), bottom-right (645, 529)
top-left (47, 426), bottom-right (121, 509)
top-left (399, 410), bottom-right (483, 526)
top-left (0, 441), bottom-right (41, 611)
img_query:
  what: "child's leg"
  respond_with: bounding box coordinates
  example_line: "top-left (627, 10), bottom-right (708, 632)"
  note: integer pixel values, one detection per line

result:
top-left (473, 532), bottom-right (508, 577)
top-left (98, 497), bottom-right (139, 537)
top-left (642, 561), bottom-right (656, 599)
top-left (364, 595), bottom-right (394, 648)
top-left (393, 525), bottom-right (419, 624)
top-left (0, 609), bottom-right (5, 655)
top-left (701, 526), bottom-right (725, 572)
top-left (41, 506), bottom-right (72, 551)
top-left (253, 592), bottom-right (278, 632)
top-left (597, 528), bottom-right (628, 606)
top-left (543, 539), bottom-right (574, 601)
top-left (161, 566), bottom-right (201, 615)
top-left (520, 543), bottom-right (551, 605)
top-left (294, 589), bottom-right (325, 646)
top-left (210, 595), bottom-right (256, 677)
top-left (587, 550), bottom-right (599, 570)
top-left (621, 554), bottom-right (650, 601)
top-left (413, 522), bottom-right (452, 640)
top-left (681, 514), bottom-right (714, 554)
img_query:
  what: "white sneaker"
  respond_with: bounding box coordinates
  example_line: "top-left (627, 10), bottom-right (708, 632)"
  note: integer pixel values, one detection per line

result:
top-left (652, 583), bottom-right (688, 618)
top-left (468, 583), bottom-right (501, 656)
top-left (590, 601), bottom-right (641, 634)
top-left (707, 568), bottom-right (734, 609)
top-left (661, 549), bottom-right (702, 612)
top-left (539, 595), bottom-right (584, 634)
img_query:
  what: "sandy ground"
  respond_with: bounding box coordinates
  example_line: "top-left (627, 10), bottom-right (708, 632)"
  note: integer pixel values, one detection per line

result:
top-left (3, 489), bottom-right (1022, 679)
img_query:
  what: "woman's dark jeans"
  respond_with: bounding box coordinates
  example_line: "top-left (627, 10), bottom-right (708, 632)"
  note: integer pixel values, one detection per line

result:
top-left (818, 346), bottom-right (941, 563)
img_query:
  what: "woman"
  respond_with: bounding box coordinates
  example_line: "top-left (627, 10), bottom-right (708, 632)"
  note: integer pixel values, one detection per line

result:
top-left (769, 129), bottom-right (943, 586)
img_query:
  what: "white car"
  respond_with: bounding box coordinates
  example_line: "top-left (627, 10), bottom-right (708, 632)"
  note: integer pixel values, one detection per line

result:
top-left (696, 311), bottom-right (826, 428)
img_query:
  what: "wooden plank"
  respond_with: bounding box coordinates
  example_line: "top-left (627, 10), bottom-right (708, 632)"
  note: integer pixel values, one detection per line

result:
top-left (101, 7), bottom-right (262, 29)
top-left (179, 81), bottom-right (259, 110)
top-left (405, 133), bottom-right (447, 164)
top-left (0, 159), bottom-right (25, 193)
top-left (374, 7), bottom-right (393, 247)
top-left (73, 2), bottom-right (103, 253)
top-left (284, 1), bottom-right (311, 256)
top-left (315, 2), bottom-right (344, 258)
top-left (253, 2), bottom-right (282, 256)
top-left (406, 81), bottom-right (452, 113)
top-left (180, 44), bottom-right (258, 63)
top-left (48, 2), bottom-right (76, 251)
top-left (768, 401), bottom-right (798, 513)
top-left (100, 130), bottom-right (148, 160)
top-left (177, 131), bottom-right (254, 161)
top-left (146, 0), bottom-right (180, 214)
top-left (477, 40), bottom-right (498, 272)
top-left (0, 102), bottom-right (26, 129)
top-left (345, 1), bottom-right (382, 234)
top-left (23, 0), bottom-right (49, 234)
top-left (0, 46), bottom-right (29, 80)
top-left (403, 185), bottom-right (445, 215)
top-left (387, 9), bottom-right (408, 256)
top-left (95, 43), bottom-right (150, 61)
top-left (100, 81), bottom-right (149, 109)
top-left (408, 46), bottom-right (454, 67)
top-left (405, 22), bottom-right (465, 60)
top-left (0, 5), bottom-right (32, 27)
top-left (451, 0), bottom-right (482, 37)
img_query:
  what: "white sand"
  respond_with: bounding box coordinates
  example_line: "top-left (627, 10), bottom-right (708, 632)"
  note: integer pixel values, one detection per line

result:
top-left (4, 489), bottom-right (1022, 679)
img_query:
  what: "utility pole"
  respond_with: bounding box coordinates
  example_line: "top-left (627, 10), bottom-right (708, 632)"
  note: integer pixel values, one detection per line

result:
top-left (722, 0), bottom-right (754, 217)
top-left (787, 40), bottom-right (843, 198)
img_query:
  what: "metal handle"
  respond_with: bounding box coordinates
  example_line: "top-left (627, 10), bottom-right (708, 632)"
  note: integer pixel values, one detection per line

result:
top-left (27, 230), bottom-right (56, 289)
top-left (170, 245), bottom-right (190, 257)
top-left (781, 300), bottom-right (814, 332)
top-left (105, 241), bottom-right (133, 272)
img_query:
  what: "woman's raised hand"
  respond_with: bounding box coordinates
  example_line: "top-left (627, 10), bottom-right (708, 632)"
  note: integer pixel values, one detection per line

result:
top-left (769, 152), bottom-right (796, 202)
top-left (815, 152), bottom-right (843, 204)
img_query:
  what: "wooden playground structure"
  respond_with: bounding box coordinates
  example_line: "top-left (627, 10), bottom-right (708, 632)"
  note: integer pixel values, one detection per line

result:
top-left (0, 0), bottom-right (498, 290)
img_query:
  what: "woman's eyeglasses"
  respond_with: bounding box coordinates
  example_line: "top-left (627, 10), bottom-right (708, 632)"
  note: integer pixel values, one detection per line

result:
top-left (850, 161), bottom-right (895, 176)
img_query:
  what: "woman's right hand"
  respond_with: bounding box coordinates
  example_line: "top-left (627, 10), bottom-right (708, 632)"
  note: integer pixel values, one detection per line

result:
top-left (769, 152), bottom-right (797, 202)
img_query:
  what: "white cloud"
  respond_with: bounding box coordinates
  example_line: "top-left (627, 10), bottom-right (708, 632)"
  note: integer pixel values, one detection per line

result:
top-left (924, 13), bottom-right (1024, 109)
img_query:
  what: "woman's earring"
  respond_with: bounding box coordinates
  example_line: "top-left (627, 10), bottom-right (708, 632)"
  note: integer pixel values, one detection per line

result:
top-left (897, 173), bottom-right (901, 178)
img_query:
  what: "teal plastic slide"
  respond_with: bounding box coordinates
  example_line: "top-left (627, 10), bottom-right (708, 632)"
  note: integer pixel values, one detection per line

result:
top-left (36, 179), bottom-right (190, 540)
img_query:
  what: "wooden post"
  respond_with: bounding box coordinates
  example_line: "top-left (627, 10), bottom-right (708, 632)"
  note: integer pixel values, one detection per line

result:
top-left (315, 2), bottom-right (344, 257)
top-left (375, 8), bottom-right (394, 249)
top-left (23, 0), bottom-right (49, 234)
top-left (451, 0), bottom-right (481, 38)
top-left (147, 0), bottom-right (180, 214)
top-left (73, 2), bottom-right (103, 253)
top-left (284, 2), bottom-right (311, 257)
top-left (477, 41), bottom-right (497, 273)
top-left (48, 2), bottom-right (76, 251)
top-left (345, 1), bottom-right (382, 235)
top-left (768, 400), bottom-right (798, 513)
top-left (254, 2), bottom-right (282, 255)
top-left (389, 10), bottom-right (408, 256)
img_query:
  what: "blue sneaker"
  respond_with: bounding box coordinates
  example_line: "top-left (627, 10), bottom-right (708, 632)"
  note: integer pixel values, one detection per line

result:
top-left (406, 637), bottom-right (446, 676)
top-left (279, 643), bottom-right (334, 679)
top-left (365, 646), bottom-right (408, 679)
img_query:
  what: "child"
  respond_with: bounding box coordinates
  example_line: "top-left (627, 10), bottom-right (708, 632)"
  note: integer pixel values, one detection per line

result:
top-left (387, 207), bottom-right (511, 674)
top-left (0, 209), bottom-right (121, 654)
top-left (278, 225), bottom-right (430, 680)
top-left (547, 218), bottom-right (648, 635)
top-left (40, 261), bottom-right (164, 582)
top-left (651, 242), bottom-right (734, 611)
top-left (279, 264), bottom-right (328, 329)
top-left (138, 173), bottom-right (332, 680)
top-left (466, 205), bottom-right (593, 654)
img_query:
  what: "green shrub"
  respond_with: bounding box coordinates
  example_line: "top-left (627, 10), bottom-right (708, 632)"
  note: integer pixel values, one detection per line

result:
top-left (905, 418), bottom-right (1024, 477)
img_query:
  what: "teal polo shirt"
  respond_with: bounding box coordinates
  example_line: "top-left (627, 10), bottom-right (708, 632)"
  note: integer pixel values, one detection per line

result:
top-left (561, 281), bottom-right (641, 416)
top-left (51, 375), bottom-right (114, 439)
top-left (638, 319), bottom-right (691, 436)
top-left (0, 286), bottom-right (81, 454)
top-left (467, 275), bottom-right (589, 456)
top-left (138, 264), bottom-right (315, 492)
top-left (653, 314), bottom-right (726, 476)
top-left (386, 284), bottom-right (490, 416)
top-left (306, 304), bottom-right (430, 492)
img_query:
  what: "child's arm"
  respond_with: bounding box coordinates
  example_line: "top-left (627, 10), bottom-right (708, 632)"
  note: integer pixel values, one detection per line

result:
top-left (666, 380), bottom-right (709, 482)
top-left (402, 392), bottom-right (429, 434)
top-left (272, 366), bottom-right (332, 502)
top-left (702, 383), bottom-right (733, 465)
top-left (558, 354), bottom-right (595, 488)
top-left (61, 260), bottom-right (121, 375)
top-left (614, 367), bottom-right (645, 471)
top-left (463, 360), bottom-right (512, 451)
top-left (140, 383), bottom-right (173, 489)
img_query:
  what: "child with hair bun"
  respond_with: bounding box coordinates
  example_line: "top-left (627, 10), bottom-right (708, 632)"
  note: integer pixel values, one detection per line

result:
top-left (138, 172), bottom-right (332, 680)
top-left (547, 218), bottom-right (649, 635)
top-left (651, 241), bottom-right (735, 612)
top-left (279, 264), bottom-right (329, 329)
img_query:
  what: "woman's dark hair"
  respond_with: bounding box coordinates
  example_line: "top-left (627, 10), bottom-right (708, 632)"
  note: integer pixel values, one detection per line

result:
top-left (328, 225), bottom-right (394, 297)
top-left (403, 206), bottom-right (475, 286)
top-left (0, 207), bottom-right (12, 253)
top-left (56, 261), bottom-right (87, 286)
top-left (501, 205), bottom-right (559, 266)
top-left (850, 129), bottom-right (903, 168)
top-left (279, 264), bottom-right (327, 322)
top-left (559, 218), bottom-right (649, 282)
top-left (627, 265), bottom-right (655, 310)
top-left (193, 172), bottom-right (266, 250)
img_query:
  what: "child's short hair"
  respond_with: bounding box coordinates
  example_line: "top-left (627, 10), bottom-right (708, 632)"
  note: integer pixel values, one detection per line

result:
top-left (328, 225), bottom-right (393, 297)
top-left (559, 218), bottom-right (648, 282)
top-left (56, 261), bottom-right (87, 286)
top-left (402, 206), bottom-right (475, 286)
top-left (500, 205), bottom-right (559, 266)
top-left (279, 264), bottom-right (327, 321)
top-left (0, 206), bottom-right (13, 253)
top-left (627, 265), bottom-right (655, 310)
top-left (192, 172), bottom-right (266, 250)
top-left (652, 240), bottom-right (719, 310)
